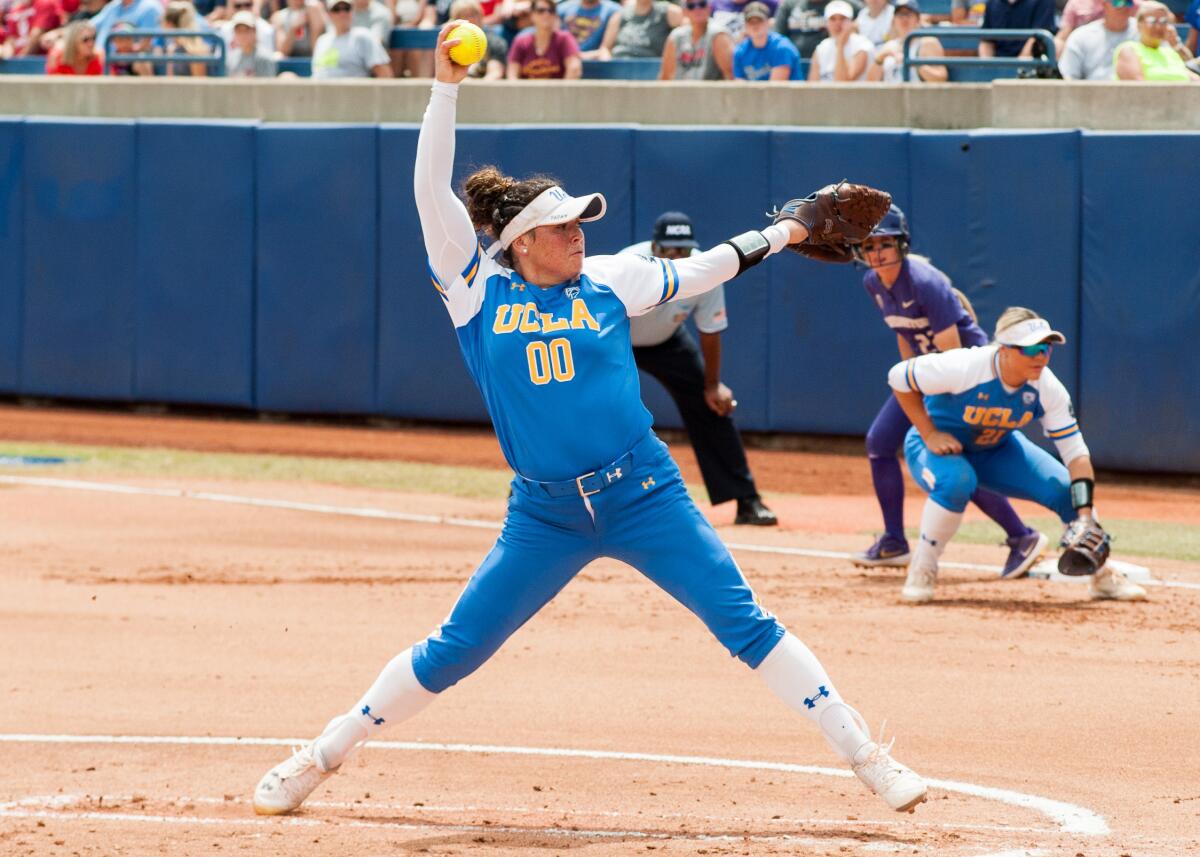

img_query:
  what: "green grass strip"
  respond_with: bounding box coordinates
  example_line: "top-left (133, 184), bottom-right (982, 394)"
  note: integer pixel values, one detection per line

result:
top-left (0, 441), bottom-right (513, 500)
top-left (905, 517), bottom-right (1200, 563)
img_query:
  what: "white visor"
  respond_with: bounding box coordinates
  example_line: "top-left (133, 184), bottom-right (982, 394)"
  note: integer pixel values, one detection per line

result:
top-left (995, 317), bottom-right (1067, 347)
top-left (495, 185), bottom-right (606, 251)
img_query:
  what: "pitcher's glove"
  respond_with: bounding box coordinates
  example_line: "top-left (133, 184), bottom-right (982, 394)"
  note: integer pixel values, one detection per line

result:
top-left (1058, 517), bottom-right (1111, 576)
top-left (771, 181), bottom-right (892, 264)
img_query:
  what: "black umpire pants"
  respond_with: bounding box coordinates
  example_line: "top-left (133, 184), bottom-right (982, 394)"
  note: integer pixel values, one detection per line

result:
top-left (633, 327), bottom-right (759, 507)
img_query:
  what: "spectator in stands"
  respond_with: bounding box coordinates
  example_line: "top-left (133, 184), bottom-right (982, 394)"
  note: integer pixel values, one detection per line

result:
top-left (390, 0), bottom-right (429, 77)
top-left (508, 0), bottom-right (582, 77)
top-left (809, 0), bottom-right (872, 78)
top-left (951, 0), bottom-right (985, 26)
top-left (271, 0), bottom-right (324, 56)
top-left (1188, 0), bottom-right (1198, 54)
top-left (867, 0), bottom-right (946, 80)
top-left (660, 0), bottom-right (734, 78)
top-left (106, 19), bottom-right (153, 72)
top-left (220, 0), bottom-right (274, 54)
top-left (601, 0), bottom-right (682, 59)
top-left (559, 0), bottom-right (620, 59)
top-left (775, 0), bottom-right (860, 59)
top-left (312, 0), bottom-right (394, 75)
top-left (1115, 0), bottom-right (1196, 78)
top-left (979, 0), bottom-right (1055, 58)
top-left (45, 19), bottom-right (103, 71)
top-left (89, 0), bottom-right (162, 50)
top-left (2, 0), bottom-right (66, 56)
top-left (447, 0), bottom-right (504, 77)
top-left (68, 0), bottom-right (108, 22)
top-left (67, 0), bottom-right (107, 22)
top-left (1055, 0), bottom-right (1134, 54)
top-left (709, 0), bottom-right (776, 43)
top-left (352, 0), bottom-right (393, 46)
top-left (855, 0), bottom-right (892, 48)
top-left (228, 8), bottom-right (278, 72)
top-left (1058, 0), bottom-right (1136, 78)
top-left (161, 1), bottom-right (213, 76)
top-left (733, 1), bottom-right (801, 77)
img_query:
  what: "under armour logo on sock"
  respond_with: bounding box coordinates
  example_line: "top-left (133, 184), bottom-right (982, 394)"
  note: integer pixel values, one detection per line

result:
top-left (803, 685), bottom-right (830, 709)
top-left (921, 534), bottom-right (939, 546)
top-left (361, 705), bottom-right (385, 726)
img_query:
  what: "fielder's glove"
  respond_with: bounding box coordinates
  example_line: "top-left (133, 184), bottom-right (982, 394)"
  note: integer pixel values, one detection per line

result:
top-left (1058, 516), bottom-right (1111, 576)
top-left (771, 180), bottom-right (892, 264)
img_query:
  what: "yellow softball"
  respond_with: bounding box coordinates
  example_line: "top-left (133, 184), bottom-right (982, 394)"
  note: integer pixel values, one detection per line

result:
top-left (447, 22), bottom-right (487, 66)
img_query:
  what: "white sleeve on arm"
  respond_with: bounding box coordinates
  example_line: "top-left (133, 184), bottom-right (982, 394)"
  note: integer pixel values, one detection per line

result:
top-left (414, 82), bottom-right (489, 327)
top-left (888, 346), bottom-right (996, 395)
top-left (1038, 367), bottom-right (1090, 464)
top-left (601, 223), bottom-right (792, 317)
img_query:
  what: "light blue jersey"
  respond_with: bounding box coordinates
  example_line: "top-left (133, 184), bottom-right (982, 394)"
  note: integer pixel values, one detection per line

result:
top-left (888, 344), bottom-right (1088, 521)
top-left (889, 344), bottom-right (1086, 459)
top-left (432, 244), bottom-right (686, 482)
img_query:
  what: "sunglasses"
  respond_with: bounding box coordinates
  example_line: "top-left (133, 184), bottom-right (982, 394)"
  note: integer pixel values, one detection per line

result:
top-left (532, 6), bottom-right (555, 12)
top-left (232, 1), bottom-right (253, 7)
top-left (330, 3), bottom-right (351, 9)
top-left (685, 1), bottom-right (708, 8)
top-left (1141, 15), bottom-right (1170, 23)
top-left (1012, 343), bottom-right (1052, 357)
top-left (80, 34), bottom-right (95, 41)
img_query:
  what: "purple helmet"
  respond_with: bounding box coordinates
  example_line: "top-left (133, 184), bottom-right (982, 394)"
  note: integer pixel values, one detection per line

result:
top-left (871, 204), bottom-right (910, 242)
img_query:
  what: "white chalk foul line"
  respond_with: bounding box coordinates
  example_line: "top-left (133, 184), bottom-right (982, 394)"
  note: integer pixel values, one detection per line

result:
top-left (0, 733), bottom-right (1108, 836)
top-left (1, 474), bottom-right (1195, 589)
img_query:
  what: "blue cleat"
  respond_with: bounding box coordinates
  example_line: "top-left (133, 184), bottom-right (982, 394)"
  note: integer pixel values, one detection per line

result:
top-left (852, 534), bottom-right (911, 568)
top-left (1001, 530), bottom-right (1048, 579)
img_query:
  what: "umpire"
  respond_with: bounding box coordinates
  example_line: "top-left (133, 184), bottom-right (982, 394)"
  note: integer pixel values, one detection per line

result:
top-left (622, 212), bottom-right (777, 526)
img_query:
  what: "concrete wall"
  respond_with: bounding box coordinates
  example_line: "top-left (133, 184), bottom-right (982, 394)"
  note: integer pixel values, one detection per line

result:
top-left (0, 77), bottom-right (1196, 129)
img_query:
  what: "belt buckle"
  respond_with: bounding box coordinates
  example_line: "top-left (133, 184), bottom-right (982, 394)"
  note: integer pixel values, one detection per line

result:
top-left (575, 471), bottom-right (600, 497)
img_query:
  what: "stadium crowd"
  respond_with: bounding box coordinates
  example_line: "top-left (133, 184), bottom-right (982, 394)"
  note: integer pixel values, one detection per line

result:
top-left (0, 0), bottom-right (1195, 79)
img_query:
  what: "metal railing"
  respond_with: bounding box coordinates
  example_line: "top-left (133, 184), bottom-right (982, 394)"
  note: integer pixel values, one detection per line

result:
top-left (103, 29), bottom-right (227, 77)
top-left (903, 28), bottom-right (1057, 82)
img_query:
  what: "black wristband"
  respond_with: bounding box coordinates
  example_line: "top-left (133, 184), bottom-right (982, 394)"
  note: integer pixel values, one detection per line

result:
top-left (1069, 478), bottom-right (1094, 510)
top-left (723, 230), bottom-right (770, 277)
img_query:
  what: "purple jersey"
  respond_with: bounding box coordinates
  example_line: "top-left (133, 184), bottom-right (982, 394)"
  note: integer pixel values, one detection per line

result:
top-left (862, 256), bottom-right (987, 355)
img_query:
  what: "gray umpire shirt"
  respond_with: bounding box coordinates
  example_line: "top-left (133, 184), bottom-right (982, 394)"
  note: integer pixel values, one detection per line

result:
top-left (620, 241), bottom-right (729, 347)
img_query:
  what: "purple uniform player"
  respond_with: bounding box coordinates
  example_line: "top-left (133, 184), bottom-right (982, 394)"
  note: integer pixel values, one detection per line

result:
top-left (851, 206), bottom-right (1049, 577)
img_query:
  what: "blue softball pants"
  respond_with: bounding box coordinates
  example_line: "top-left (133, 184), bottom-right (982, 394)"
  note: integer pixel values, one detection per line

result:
top-left (903, 427), bottom-right (1075, 524)
top-left (411, 431), bottom-right (786, 694)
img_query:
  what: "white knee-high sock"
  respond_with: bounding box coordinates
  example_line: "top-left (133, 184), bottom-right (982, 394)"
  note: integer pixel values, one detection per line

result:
top-left (315, 647), bottom-right (436, 770)
top-left (756, 632), bottom-right (872, 763)
top-left (911, 500), bottom-right (964, 570)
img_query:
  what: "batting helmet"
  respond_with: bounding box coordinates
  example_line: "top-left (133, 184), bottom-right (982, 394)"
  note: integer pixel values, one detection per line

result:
top-left (871, 204), bottom-right (910, 243)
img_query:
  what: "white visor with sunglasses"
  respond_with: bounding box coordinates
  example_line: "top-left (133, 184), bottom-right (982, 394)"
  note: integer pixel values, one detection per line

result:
top-left (995, 317), bottom-right (1067, 347)
top-left (492, 185), bottom-right (607, 252)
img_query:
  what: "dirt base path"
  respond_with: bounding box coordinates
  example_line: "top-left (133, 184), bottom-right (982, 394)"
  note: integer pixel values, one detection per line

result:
top-left (1, 404), bottom-right (1198, 856)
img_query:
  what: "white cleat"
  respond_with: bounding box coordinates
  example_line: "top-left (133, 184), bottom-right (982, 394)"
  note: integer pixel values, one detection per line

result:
top-left (901, 562), bottom-right (937, 603)
top-left (852, 738), bottom-right (929, 812)
top-left (1089, 564), bottom-right (1147, 602)
top-left (253, 743), bottom-right (335, 815)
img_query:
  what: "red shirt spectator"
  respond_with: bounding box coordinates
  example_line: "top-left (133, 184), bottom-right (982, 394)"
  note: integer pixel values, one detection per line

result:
top-left (507, 2), bottom-right (583, 78)
top-left (3, 0), bottom-right (65, 55)
top-left (45, 20), bottom-right (103, 72)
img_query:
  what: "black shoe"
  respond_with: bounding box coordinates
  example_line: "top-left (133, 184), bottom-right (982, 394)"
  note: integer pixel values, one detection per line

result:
top-left (734, 496), bottom-right (777, 526)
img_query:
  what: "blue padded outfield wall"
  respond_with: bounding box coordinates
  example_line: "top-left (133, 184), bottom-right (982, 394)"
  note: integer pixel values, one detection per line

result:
top-left (0, 119), bottom-right (1195, 473)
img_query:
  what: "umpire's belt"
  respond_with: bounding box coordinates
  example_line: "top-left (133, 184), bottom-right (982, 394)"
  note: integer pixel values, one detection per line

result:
top-left (518, 450), bottom-right (634, 499)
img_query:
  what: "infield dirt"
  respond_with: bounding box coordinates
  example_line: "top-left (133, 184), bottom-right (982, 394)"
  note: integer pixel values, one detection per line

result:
top-left (1, 404), bottom-right (1198, 857)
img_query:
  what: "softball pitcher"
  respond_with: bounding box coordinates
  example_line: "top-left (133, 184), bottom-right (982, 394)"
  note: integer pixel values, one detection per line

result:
top-left (888, 306), bottom-right (1147, 603)
top-left (252, 22), bottom-right (928, 817)
top-left (852, 206), bottom-right (1048, 578)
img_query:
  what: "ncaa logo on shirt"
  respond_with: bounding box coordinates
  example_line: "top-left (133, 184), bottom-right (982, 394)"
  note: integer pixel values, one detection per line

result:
top-left (565, 286), bottom-right (580, 299)
top-left (1022, 391), bottom-right (1036, 405)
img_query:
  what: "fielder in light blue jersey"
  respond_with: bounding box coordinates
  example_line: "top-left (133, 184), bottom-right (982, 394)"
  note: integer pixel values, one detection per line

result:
top-left (888, 307), bottom-right (1147, 604)
top-left (253, 20), bottom-right (928, 817)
